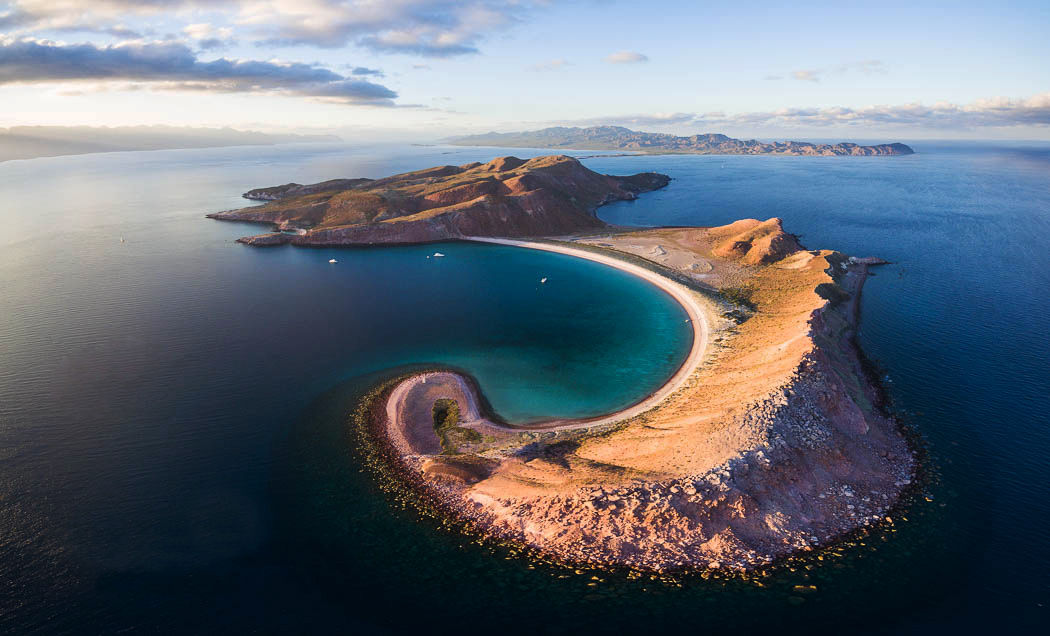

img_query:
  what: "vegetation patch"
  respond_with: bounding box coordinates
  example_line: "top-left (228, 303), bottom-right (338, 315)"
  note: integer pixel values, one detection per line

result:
top-left (719, 284), bottom-right (757, 310)
top-left (432, 398), bottom-right (482, 454)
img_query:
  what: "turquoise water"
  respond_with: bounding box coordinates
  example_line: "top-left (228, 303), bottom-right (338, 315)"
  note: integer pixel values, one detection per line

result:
top-left (2, 141), bottom-right (1049, 633)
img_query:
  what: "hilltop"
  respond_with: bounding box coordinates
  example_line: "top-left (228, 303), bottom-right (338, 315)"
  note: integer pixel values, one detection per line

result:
top-left (208, 155), bottom-right (670, 245)
top-left (448, 126), bottom-right (914, 156)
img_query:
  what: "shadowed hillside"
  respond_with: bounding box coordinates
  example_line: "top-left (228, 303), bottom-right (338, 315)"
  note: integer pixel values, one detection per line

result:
top-left (208, 155), bottom-right (670, 245)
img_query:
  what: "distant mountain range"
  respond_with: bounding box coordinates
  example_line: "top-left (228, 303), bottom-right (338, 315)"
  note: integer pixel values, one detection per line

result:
top-left (0, 126), bottom-right (340, 162)
top-left (448, 126), bottom-right (914, 156)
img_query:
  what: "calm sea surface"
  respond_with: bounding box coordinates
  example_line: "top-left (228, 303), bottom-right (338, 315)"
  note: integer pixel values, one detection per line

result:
top-left (1, 141), bottom-right (1048, 633)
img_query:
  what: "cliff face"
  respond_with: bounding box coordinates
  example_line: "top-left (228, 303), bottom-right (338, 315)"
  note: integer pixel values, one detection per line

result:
top-left (449, 126), bottom-right (915, 156)
top-left (207, 155), bottom-right (670, 245)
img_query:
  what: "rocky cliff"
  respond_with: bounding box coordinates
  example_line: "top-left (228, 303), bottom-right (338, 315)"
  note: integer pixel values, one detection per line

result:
top-left (448, 126), bottom-right (914, 156)
top-left (208, 155), bottom-right (670, 245)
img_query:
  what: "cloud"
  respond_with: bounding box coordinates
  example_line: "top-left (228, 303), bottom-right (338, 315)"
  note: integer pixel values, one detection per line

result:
top-left (604, 50), bottom-right (648, 64)
top-left (349, 65), bottom-right (383, 77)
top-left (692, 93), bottom-right (1050, 129)
top-left (529, 58), bottom-right (569, 72)
top-left (545, 94), bottom-right (1050, 132)
top-left (236, 0), bottom-right (530, 56)
top-left (0, 0), bottom-right (197, 36)
top-left (788, 60), bottom-right (886, 83)
top-left (553, 112), bottom-right (697, 128)
top-left (183, 23), bottom-right (236, 50)
top-left (0, 38), bottom-right (398, 105)
top-left (0, 1), bottom-right (541, 57)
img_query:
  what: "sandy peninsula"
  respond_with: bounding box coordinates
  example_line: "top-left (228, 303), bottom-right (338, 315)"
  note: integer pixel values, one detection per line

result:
top-left (370, 222), bottom-right (915, 572)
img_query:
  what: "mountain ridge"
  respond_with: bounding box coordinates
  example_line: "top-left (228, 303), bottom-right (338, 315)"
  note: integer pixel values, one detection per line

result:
top-left (448, 125), bottom-right (914, 156)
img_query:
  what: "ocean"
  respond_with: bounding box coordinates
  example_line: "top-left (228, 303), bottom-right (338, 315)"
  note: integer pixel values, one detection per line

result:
top-left (1, 140), bottom-right (1048, 633)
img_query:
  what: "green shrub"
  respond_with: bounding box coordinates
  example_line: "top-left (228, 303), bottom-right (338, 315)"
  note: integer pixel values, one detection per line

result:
top-left (431, 398), bottom-right (479, 453)
top-left (720, 284), bottom-right (757, 310)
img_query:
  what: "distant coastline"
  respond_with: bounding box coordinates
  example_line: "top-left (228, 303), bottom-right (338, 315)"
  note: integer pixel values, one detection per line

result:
top-left (0, 125), bottom-right (340, 163)
top-left (448, 125), bottom-right (914, 156)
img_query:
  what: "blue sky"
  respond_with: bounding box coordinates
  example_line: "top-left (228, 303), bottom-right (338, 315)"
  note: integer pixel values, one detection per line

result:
top-left (1, 0), bottom-right (1047, 139)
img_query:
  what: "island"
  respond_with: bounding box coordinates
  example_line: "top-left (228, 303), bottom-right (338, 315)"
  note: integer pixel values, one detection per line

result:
top-left (447, 125), bottom-right (914, 156)
top-left (209, 156), bottom-right (916, 572)
top-left (207, 155), bottom-right (669, 245)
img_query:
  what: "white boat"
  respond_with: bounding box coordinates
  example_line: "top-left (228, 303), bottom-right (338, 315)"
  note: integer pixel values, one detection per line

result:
top-left (540, 277), bottom-right (548, 283)
top-left (433, 252), bottom-right (445, 257)
top-left (328, 258), bottom-right (338, 264)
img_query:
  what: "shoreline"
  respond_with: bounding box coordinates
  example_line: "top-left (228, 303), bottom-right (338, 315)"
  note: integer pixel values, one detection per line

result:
top-left (419, 236), bottom-right (712, 431)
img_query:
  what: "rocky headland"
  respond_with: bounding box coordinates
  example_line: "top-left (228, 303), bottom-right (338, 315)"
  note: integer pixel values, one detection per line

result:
top-left (207, 155), bottom-right (669, 245)
top-left (448, 126), bottom-right (914, 156)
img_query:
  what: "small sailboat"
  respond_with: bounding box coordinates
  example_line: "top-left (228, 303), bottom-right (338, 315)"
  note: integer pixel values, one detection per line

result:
top-left (328, 258), bottom-right (338, 264)
top-left (540, 277), bottom-right (548, 284)
top-left (433, 252), bottom-right (445, 257)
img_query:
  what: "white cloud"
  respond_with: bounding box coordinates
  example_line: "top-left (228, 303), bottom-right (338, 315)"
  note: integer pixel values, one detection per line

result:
top-left (546, 93), bottom-right (1050, 132)
top-left (0, 38), bottom-right (399, 105)
top-left (554, 112), bottom-right (695, 127)
top-left (693, 93), bottom-right (1050, 129)
top-left (788, 60), bottom-right (886, 83)
top-left (604, 50), bottom-right (648, 64)
top-left (182, 23), bottom-right (236, 49)
top-left (529, 58), bottom-right (569, 71)
top-left (0, 0), bottom-right (543, 57)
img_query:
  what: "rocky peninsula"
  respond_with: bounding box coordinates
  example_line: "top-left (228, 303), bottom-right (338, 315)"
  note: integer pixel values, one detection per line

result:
top-left (210, 157), bottom-right (916, 572)
top-left (448, 125), bottom-right (914, 156)
top-left (207, 155), bottom-right (669, 245)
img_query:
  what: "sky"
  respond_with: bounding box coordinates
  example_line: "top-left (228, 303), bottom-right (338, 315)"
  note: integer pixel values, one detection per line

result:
top-left (0, 0), bottom-right (1048, 140)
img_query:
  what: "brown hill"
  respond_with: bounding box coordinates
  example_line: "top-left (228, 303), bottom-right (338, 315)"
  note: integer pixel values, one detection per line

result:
top-left (207, 155), bottom-right (670, 245)
top-left (709, 217), bottom-right (803, 265)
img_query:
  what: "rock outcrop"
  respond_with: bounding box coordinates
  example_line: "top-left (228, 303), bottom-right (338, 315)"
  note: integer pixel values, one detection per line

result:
top-left (709, 218), bottom-right (803, 265)
top-left (449, 126), bottom-right (915, 156)
top-left (208, 155), bottom-right (670, 245)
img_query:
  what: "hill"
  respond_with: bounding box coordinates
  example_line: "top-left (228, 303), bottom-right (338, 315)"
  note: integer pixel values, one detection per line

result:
top-left (208, 155), bottom-right (670, 245)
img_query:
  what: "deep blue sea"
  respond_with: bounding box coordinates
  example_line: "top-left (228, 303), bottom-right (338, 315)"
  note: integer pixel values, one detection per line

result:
top-left (1, 141), bottom-right (1048, 633)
